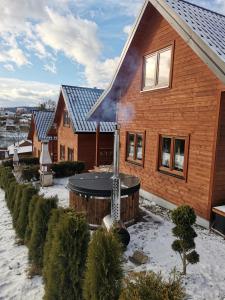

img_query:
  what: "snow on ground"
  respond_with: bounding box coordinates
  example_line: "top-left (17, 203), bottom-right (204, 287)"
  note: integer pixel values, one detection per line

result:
top-left (125, 199), bottom-right (225, 300)
top-left (39, 178), bottom-right (69, 207)
top-left (2, 176), bottom-right (225, 300)
top-left (0, 189), bottom-right (44, 300)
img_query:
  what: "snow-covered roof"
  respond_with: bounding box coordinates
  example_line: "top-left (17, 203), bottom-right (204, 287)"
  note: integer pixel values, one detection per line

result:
top-left (33, 110), bottom-right (55, 141)
top-left (61, 85), bottom-right (115, 132)
top-left (88, 0), bottom-right (225, 121)
top-left (8, 145), bottom-right (32, 156)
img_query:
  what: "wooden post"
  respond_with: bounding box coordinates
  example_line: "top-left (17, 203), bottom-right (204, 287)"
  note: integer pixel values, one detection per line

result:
top-left (95, 122), bottom-right (100, 167)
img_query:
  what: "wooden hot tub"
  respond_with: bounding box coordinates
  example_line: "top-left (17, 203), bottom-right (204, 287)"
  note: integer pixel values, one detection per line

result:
top-left (68, 172), bottom-right (140, 226)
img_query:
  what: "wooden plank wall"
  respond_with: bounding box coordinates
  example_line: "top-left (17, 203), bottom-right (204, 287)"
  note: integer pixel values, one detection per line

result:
top-left (117, 4), bottom-right (225, 220)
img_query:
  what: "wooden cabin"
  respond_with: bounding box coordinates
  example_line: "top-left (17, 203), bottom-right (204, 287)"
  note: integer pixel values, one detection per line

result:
top-left (28, 110), bottom-right (58, 162)
top-left (54, 85), bottom-right (114, 170)
top-left (88, 0), bottom-right (225, 227)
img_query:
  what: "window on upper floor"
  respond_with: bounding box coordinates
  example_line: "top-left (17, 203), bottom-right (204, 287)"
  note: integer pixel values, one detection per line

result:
top-left (143, 46), bottom-right (173, 91)
top-left (126, 132), bottom-right (145, 166)
top-left (63, 111), bottom-right (70, 127)
top-left (158, 135), bottom-right (189, 179)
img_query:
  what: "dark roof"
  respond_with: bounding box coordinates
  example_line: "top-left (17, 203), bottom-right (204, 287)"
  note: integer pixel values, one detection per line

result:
top-left (87, 0), bottom-right (225, 122)
top-left (165, 0), bottom-right (225, 62)
top-left (33, 110), bottom-right (55, 140)
top-left (61, 85), bottom-right (115, 132)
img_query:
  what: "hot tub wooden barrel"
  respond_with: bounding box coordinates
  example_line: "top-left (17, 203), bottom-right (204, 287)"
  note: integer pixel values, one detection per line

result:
top-left (68, 172), bottom-right (140, 226)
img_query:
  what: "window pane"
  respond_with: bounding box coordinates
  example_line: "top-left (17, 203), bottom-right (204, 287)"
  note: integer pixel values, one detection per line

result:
top-left (127, 134), bottom-right (135, 159)
top-left (161, 137), bottom-right (171, 168)
top-left (158, 49), bottom-right (172, 87)
top-left (136, 134), bottom-right (143, 161)
top-left (144, 54), bottom-right (157, 88)
top-left (174, 139), bottom-right (185, 172)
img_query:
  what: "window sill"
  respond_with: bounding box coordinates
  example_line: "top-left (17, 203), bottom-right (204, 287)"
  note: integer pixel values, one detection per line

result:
top-left (126, 159), bottom-right (144, 168)
top-left (158, 169), bottom-right (186, 181)
top-left (140, 85), bottom-right (170, 93)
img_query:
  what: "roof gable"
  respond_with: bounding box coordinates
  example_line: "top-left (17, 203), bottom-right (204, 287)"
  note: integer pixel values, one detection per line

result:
top-left (88, 0), bottom-right (225, 121)
top-left (61, 85), bottom-right (115, 132)
top-left (33, 110), bottom-right (55, 141)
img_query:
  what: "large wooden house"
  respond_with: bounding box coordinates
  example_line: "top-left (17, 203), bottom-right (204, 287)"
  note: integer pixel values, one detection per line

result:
top-left (54, 85), bottom-right (115, 170)
top-left (28, 110), bottom-right (58, 162)
top-left (88, 0), bottom-right (225, 227)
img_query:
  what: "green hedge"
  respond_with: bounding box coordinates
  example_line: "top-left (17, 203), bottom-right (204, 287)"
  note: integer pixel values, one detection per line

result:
top-left (52, 161), bottom-right (85, 178)
top-left (21, 165), bottom-right (40, 182)
top-left (28, 195), bottom-right (58, 272)
top-left (2, 157), bottom-right (39, 168)
top-left (119, 271), bottom-right (185, 300)
top-left (44, 210), bottom-right (90, 300)
top-left (83, 228), bottom-right (123, 300)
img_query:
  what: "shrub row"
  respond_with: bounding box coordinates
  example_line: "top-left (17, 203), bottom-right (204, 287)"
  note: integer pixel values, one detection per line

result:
top-left (2, 156), bottom-right (39, 168)
top-left (21, 165), bottom-right (40, 182)
top-left (52, 161), bottom-right (85, 178)
top-left (0, 166), bottom-right (185, 300)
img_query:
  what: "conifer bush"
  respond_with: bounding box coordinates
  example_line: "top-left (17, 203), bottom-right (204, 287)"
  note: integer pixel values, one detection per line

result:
top-left (25, 194), bottom-right (40, 244)
top-left (44, 211), bottom-right (90, 300)
top-left (119, 271), bottom-right (185, 300)
top-left (28, 196), bottom-right (57, 272)
top-left (6, 180), bottom-right (17, 210)
top-left (16, 185), bottom-right (37, 241)
top-left (171, 205), bottom-right (199, 275)
top-left (83, 228), bottom-right (123, 300)
top-left (12, 184), bottom-right (26, 229)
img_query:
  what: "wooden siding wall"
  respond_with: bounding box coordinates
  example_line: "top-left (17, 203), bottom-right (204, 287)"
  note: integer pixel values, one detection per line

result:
top-left (117, 5), bottom-right (225, 220)
top-left (78, 133), bottom-right (114, 170)
top-left (57, 95), bottom-right (78, 162)
top-left (212, 92), bottom-right (225, 208)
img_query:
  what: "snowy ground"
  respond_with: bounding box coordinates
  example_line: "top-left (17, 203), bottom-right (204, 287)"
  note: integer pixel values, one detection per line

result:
top-left (125, 199), bottom-right (225, 300)
top-left (39, 177), bottom-right (69, 207)
top-left (0, 189), bottom-right (44, 300)
top-left (1, 178), bottom-right (225, 299)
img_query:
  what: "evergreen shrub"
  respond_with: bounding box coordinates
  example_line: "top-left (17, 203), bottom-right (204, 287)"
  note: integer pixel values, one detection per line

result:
top-left (83, 228), bottom-right (123, 300)
top-left (25, 194), bottom-right (40, 244)
top-left (21, 165), bottom-right (40, 182)
top-left (119, 271), bottom-right (185, 300)
top-left (44, 211), bottom-right (89, 300)
top-left (52, 161), bottom-right (85, 178)
top-left (28, 196), bottom-right (58, 272)
top-left (171, 205), bottom-right (199, 275)
top-left (16, 185), bottom-right (38, 240)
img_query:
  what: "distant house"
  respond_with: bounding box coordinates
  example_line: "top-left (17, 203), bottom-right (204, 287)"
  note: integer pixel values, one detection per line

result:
top-left (28, 110), bottom-right (57, 162)
top-left (5, 119), bottom-right (16, 131)
top-left (8, 140), bottom-right (32, 157)
top-left (54, 85), bottom-right (115, 170)
top-left (88, 0), bottom-right (225, 227)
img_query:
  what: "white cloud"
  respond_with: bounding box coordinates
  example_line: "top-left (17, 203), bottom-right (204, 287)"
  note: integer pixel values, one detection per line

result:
top-left (123, 24), bottom-right (133, 36)
top-left (3, 64), bottom-right (15, 72)
top-left (0, 77), bottom-right (59, 107)
top-left (43, 62), bottom-right (57, 74)
top-left (0, 48), bottom-right (30, 67)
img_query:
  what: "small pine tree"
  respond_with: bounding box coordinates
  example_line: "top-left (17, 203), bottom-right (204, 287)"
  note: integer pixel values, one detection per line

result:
top-left (24, 194), bottom-right (40, 244)
top-left (28, 196), bottom-right (57, 272)
top-left (42, 207), bottom-right (68, 283)
top-left (7, 181), bottom-right (18, 212)
top-left (171, 205), bottom-right (199, 275)
top-left (44, 211), bottom-right (90, 300)
top-left (12, 184), bottom-right (26, 229)
top-left (16, 185), bottom-right (37, 241)
top-left (83, 228), bottom-right (123, 300)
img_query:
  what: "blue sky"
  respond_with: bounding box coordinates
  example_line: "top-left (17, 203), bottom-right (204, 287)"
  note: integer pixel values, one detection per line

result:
top-left (0, 0), bottom-right (224, 107)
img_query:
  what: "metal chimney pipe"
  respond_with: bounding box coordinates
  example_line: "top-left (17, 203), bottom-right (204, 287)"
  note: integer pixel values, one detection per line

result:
top-left (111, 125), bottom-right (121, 222)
